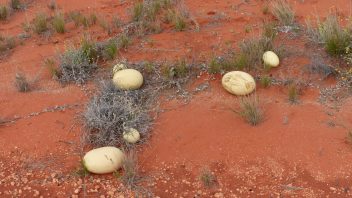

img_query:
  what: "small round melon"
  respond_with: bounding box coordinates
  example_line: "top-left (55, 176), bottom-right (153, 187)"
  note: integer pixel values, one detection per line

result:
top-left (263, 51), bottom-right (280, 67)
top-left (221, 71), bottom-right (256, 96)
top-left (112, 63), bottom-right (127, 75)
top-left (123, 128), bottom-right (141, 144)
top-left (83, 147), bottom-right (124, 174)
top-left (112, 69), bottom-right (143, 90)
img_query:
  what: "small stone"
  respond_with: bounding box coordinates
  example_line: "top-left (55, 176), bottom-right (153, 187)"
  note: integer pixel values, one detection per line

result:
top-left (330, 187), bottom-right (337, 191)
top-left (214, 192), bottom-right (224, 198)
top-left (74, 188), bottom-right (81, 194)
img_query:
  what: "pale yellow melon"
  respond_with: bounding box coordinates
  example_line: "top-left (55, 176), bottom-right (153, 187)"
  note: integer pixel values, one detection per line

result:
top-left (263, 51), bottom-right (280, 67)
top-left (112, 63), bottom-right (127, 75)
top-left (83, 147), bottom-right (124, 174)
top-left (123, 128), bottom-right (141, 144)
top-left (112, 69), bottom-right (143, 90)
top-left (221, 71), bottom-right (256, 96)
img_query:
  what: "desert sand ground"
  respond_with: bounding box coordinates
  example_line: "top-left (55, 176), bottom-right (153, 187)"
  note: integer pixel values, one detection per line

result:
top-left (1, 0), bottom-right (352, 197)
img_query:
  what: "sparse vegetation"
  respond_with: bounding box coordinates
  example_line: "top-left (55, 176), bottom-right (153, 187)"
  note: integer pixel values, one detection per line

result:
top-left (132, 2), bottom-right (144, 22)
top-left (33, 13), bottom-right (49, 34)
top-left (208, 57), bottom-right (222, 74)
top-left (9, 0), bottom-right (22, 10)
top-left (58, 45), bottom-right (97, 84)
top-left (237, 36), bottom-right (274, 70)
top-left (199, 167), bottom-right (217, 188)
top-left (306, 15), bottom-right (350, 55)
top-left (68, 11), bottom-right (82, 27)
top-left (236, 95), bottom-right (263, 126)
top-left (14, 72), bottom-right (30, 92)
top-left (271, 0), bottom-right (295, 26)
top-left (52, 12), bottom-right (65, 33)
top-left (0, 35), bottom-right (16, 54)
top-left (288, 82), bottom-right (300, 104)
top-left (130, 0), bottom-right (188, 34)
top-left (121, 151), bottom-right (140, 188)
top-left (118, 33), bottom-right (131, 50)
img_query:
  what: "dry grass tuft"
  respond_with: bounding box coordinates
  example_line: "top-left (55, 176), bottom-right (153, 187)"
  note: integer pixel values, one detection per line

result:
top-left (199, 167), bottom-right (217, 188)
top-left (236, 95), bottom-right (263, 126)
top-left (14, 72), bottom-right (30, 92)
top-left (271, 0), bottom-right (295, 26)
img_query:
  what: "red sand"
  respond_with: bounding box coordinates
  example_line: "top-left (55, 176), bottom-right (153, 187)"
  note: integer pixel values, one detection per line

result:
top-left (1, 0), bottom-right (352, 197)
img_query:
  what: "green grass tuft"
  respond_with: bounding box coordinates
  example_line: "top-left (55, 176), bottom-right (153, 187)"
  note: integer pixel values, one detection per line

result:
top-left (52, 12), bottom-right (65, 33)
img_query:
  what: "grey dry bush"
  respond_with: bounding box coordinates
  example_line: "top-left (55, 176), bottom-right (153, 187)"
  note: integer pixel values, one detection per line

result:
top-left (58, 45), bottom-right (97, 84)
top-left (83, 81), bottom-right (152, 147)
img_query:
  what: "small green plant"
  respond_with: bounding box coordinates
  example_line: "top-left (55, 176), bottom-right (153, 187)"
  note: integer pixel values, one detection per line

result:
top-left (262, 21), bottom-right (277, 39)
top-left (260, 76), bottom-right (272, 88)
top-left (89, 13), bottom-right (97, 25)
top-left (164, 9), bottom-right (176, 24)
top-left (44, 58), bottom-right (59, 79)
top-left (9, 0), bottom-right (21, 10)
top-left (174, 59), bottom-right (188, 77)
top-left (98, 17), bottom-right (112, 34)
top-left (33, 13), bottom-right (49, 34)
top-left (208, 57), bottom-right (221, 74)
top-left (118, 33), bottom-right (131, 50)
top-left (112, 15), bottom-right (122, 29)
top-left (245, 25), bottom-right (252, 33)
top-left (145, 1), bottom-right (161, 21)
top-left (144, 61), bottom-right (154, 74)
top-left (52, 12), bottom-right (65, 33)
top-left (80, 36), bottom-right (98, 63)
top-left (0, 5), bottom-right (9, 21)
top-left (288, 83), bottom-right (300, 104)
top-left (199, 167), bottom-right (216, 188)
top-left (233, 53), bottom-right (248, 70)
top-left (132, 2), bottom-right (144, 21)
top-left (102, 39), bottom-right (118, 60)
top-left (271, 0), bottom-right (295, 26)
top-left (174, 14), bottom-right (186, 31)
top-left (14, 72), bottom-right (30, 92)
top-left (68, 11), bottom-right (82, 27)
top-left (237, 95), bottom-right (263, 126)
